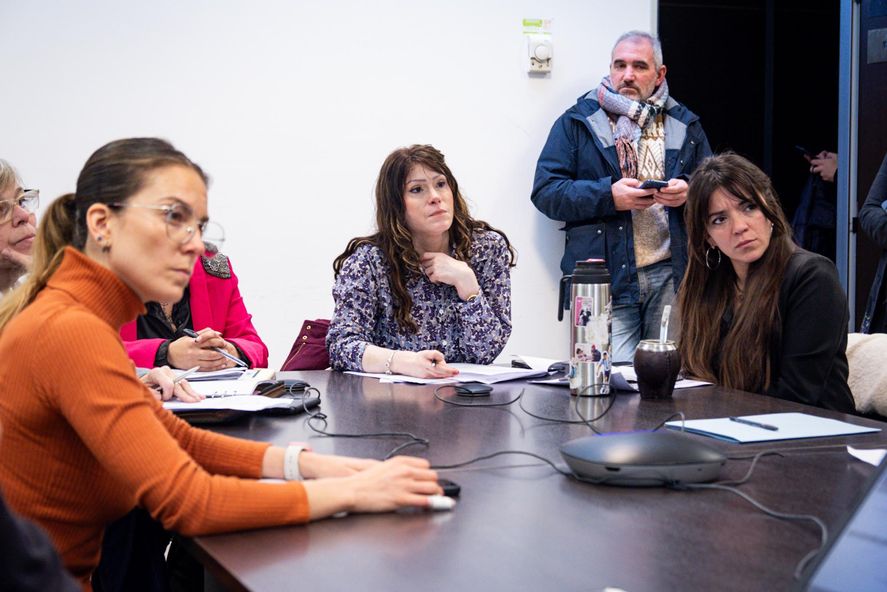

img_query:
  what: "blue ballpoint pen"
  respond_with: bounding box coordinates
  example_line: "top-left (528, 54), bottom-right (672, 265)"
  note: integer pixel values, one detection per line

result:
top-left (183, 329), bottom-right (249, 368)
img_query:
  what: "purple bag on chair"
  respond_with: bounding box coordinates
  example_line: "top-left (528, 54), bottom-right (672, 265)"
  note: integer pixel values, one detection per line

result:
top-left (280, 319), bottom-right (330, 371)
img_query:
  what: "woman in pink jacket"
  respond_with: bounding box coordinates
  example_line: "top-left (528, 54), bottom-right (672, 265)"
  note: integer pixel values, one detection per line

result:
top-left (119, 251), bottom-right (268, 369)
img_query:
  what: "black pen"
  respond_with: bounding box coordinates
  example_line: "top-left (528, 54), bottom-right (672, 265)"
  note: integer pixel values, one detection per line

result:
top-left (729, 416), bottom-right (779, 431)
top-left (183, 329), bottom-right (249, 368)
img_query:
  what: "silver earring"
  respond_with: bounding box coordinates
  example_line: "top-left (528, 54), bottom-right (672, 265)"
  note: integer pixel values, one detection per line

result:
top-left (705, 246), bottom-right (721, 270)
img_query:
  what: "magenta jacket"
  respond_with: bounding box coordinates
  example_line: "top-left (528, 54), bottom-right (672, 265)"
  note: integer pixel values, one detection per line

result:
top-left (119, 256), bottom-right (269, 368)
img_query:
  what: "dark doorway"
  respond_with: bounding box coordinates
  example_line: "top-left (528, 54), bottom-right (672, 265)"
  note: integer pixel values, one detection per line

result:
top-left (658, 0), bottom-right (840, 225)
top-left (854, 0), bottom-right (887, 329)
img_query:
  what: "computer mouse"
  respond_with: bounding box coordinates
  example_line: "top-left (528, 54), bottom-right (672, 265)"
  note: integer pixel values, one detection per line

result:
top-left (453, 383), bottom-right (493, 397)
top-left (560, 430), bottom-right (726, 487)
top-left (548, 361), bottom-right (569, 374)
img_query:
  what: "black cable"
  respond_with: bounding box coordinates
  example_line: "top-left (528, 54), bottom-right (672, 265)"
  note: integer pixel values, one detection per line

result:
top-left (433, 386), bottom-right (524, 407)
top-left (518, 387), bottom-right (616, 429)
top-left (431, 449), bottom-right (572, 475)
top-left (673, 482), bottom-right (828, 580)
top-left (299, 387), bottom-right (429, 460)
top-left (431, 448), bottom-right (660, 486)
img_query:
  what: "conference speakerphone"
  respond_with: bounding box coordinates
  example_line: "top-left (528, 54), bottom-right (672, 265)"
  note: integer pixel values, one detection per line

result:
top-left (560, 431), bottom-right (727, 486)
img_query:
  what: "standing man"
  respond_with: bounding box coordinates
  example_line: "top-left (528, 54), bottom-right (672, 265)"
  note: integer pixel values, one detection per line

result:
top-left (532, 31), bottom-right (711, 361)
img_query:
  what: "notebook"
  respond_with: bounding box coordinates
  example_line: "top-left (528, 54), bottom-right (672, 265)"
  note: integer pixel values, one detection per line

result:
top-left (665, 413), bottom-right (880, 444)
top-left (165, 394), bottom-right (320, 425)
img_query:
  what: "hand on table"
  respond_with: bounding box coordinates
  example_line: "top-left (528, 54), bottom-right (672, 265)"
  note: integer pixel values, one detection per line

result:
top-left (392, 350), bottom-right (459, 379)
top-left (140, 365), bottom-right (203, 402)
top-left (340, 456), bottom-right (443, 513)
top-left (298, 452), bottom-right (380, 479)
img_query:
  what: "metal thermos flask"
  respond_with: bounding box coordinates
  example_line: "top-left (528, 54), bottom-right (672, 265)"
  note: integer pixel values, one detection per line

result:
top-left (558, 259), bottom-right (612, 397)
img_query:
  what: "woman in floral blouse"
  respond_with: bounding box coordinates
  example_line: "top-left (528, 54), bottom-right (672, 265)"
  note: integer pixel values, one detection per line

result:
top-left (328, 145), bottom-right (516, 378)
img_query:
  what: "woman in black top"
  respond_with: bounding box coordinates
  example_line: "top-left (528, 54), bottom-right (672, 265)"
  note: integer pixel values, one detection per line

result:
top-left (676, 153), bottom-right (854, 413)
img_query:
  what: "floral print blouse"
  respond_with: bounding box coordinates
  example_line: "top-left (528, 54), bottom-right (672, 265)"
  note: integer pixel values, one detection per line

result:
top-left (327, 230), bottom-right (512, 370)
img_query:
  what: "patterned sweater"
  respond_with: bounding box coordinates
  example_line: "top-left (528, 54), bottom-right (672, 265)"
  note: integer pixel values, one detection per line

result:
top-left (327, 230), bottom-right (512, 370)
top-left (0, 248), bottom-right (309, 590)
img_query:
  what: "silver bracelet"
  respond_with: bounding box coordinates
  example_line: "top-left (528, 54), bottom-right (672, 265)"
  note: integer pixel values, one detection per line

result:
top-left (385, 350), bottom-right (397, 375)
top-left (283, 444), bottom-right (308, 481)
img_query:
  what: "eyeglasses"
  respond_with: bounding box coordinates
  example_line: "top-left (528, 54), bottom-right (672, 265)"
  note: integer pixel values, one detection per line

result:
top-left (108, 200), bottom-right (226, 253)
top-left (0, 189), bottom-right (39, 224)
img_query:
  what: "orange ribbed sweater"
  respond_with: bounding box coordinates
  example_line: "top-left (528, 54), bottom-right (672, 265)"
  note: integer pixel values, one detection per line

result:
top-left (0, 248), bottom-right (309, 590)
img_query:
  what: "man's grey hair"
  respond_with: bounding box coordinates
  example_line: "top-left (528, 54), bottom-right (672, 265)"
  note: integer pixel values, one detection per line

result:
top-left (612, 31), bottom-right (663, 69)
top-left (0, 159), bottom-right (22, 194)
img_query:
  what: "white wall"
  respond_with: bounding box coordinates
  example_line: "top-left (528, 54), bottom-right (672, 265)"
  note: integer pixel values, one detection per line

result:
top-left (0, 0), bottom-right (655, 366)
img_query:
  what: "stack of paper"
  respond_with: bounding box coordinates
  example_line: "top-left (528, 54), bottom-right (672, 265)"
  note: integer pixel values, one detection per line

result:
top-left (175, 367), bottom-right (248, 381)
top-left (347, 363), bottom-right (549, 385)
top-left (164, 395), bottom-right (294, 412)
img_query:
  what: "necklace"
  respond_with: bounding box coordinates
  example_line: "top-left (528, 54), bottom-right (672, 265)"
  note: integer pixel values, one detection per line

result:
top-left (160, 302), bottom-right (176, 329)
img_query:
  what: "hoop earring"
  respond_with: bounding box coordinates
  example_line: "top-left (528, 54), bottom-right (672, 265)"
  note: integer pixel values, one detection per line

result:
top-left (705, 246), bottom-right (721, 270)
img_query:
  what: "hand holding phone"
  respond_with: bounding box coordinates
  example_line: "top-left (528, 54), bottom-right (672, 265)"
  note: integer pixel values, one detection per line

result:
top-left (795, 145), bottom-right (816, 160)
top-left (639, 179), bottom-right (669, 190)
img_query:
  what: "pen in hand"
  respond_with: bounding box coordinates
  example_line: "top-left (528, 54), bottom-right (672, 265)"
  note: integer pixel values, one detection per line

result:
top-left (174, 366), bottom-right (201, 383)
top-left (150, 365), bottom-right (202, 401)
top-left (729, 416), bottom-right (779, 431)
top-left (183, 328), bottom-right (249, 368)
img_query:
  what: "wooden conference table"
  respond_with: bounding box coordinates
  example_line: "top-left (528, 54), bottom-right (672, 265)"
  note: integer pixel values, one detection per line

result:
top-left (183, 370), bottom-right (887, 592)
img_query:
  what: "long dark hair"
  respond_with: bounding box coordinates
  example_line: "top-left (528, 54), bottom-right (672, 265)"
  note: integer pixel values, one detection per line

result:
top-left (676, 153), bottom-right (794, 393)
top-left (0, 138), bottom-right (207, 332)
top-left (333, 144), bottom-right (515, 331)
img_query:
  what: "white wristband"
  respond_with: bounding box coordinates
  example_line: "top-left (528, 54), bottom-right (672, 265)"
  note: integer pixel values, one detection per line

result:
top-left (283, 444), bottom-right (309, 481)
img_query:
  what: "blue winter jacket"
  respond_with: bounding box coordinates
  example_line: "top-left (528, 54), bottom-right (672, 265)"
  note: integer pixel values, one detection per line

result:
top-left (531, 91), bottom-right (711, 305)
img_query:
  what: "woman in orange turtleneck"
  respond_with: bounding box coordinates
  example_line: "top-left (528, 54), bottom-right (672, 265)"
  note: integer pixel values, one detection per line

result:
top-left (0, 138), bottom-right (442, 590)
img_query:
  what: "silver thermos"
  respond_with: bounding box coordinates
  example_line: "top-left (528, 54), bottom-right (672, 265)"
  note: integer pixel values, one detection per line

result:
top-left (558, 259), bottom-right (612, 397)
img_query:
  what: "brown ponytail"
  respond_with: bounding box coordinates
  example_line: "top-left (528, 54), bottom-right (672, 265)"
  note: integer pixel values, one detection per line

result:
top-left (0, 137), bottom-right (207, 334)
top-left (0, 193), bottom-right (76, 332)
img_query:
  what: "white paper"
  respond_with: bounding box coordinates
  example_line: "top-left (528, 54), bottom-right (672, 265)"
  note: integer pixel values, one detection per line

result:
top-left (666, 413), bottom-right (880, 443)
top-left (347, 363), bottom-right (548, 385)
top-left (848, 446), bottom-right (887, 466)
top-left (187, 379), bottom-right (263, 397)
top-left (164, 395), bottom-right (294, 412)
top-left (176, 367), bottom-right (249, 381)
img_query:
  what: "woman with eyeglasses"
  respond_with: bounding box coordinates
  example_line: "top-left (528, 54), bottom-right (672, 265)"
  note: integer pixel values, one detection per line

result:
top-left (328, 144), bottom-right (516, 379)
top-left (0, 138), bottom-right (443, 590)
top-left (0, 159), bottom-right (38, 295)
top-left (117, 204), bottom-right (269, 371)
top-left (676, 153), bottom-right (853, 412)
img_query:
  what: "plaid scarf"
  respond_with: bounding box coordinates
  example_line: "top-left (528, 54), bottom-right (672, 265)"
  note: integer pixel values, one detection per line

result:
top-left (596, 76), bottom-right (669, 179)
